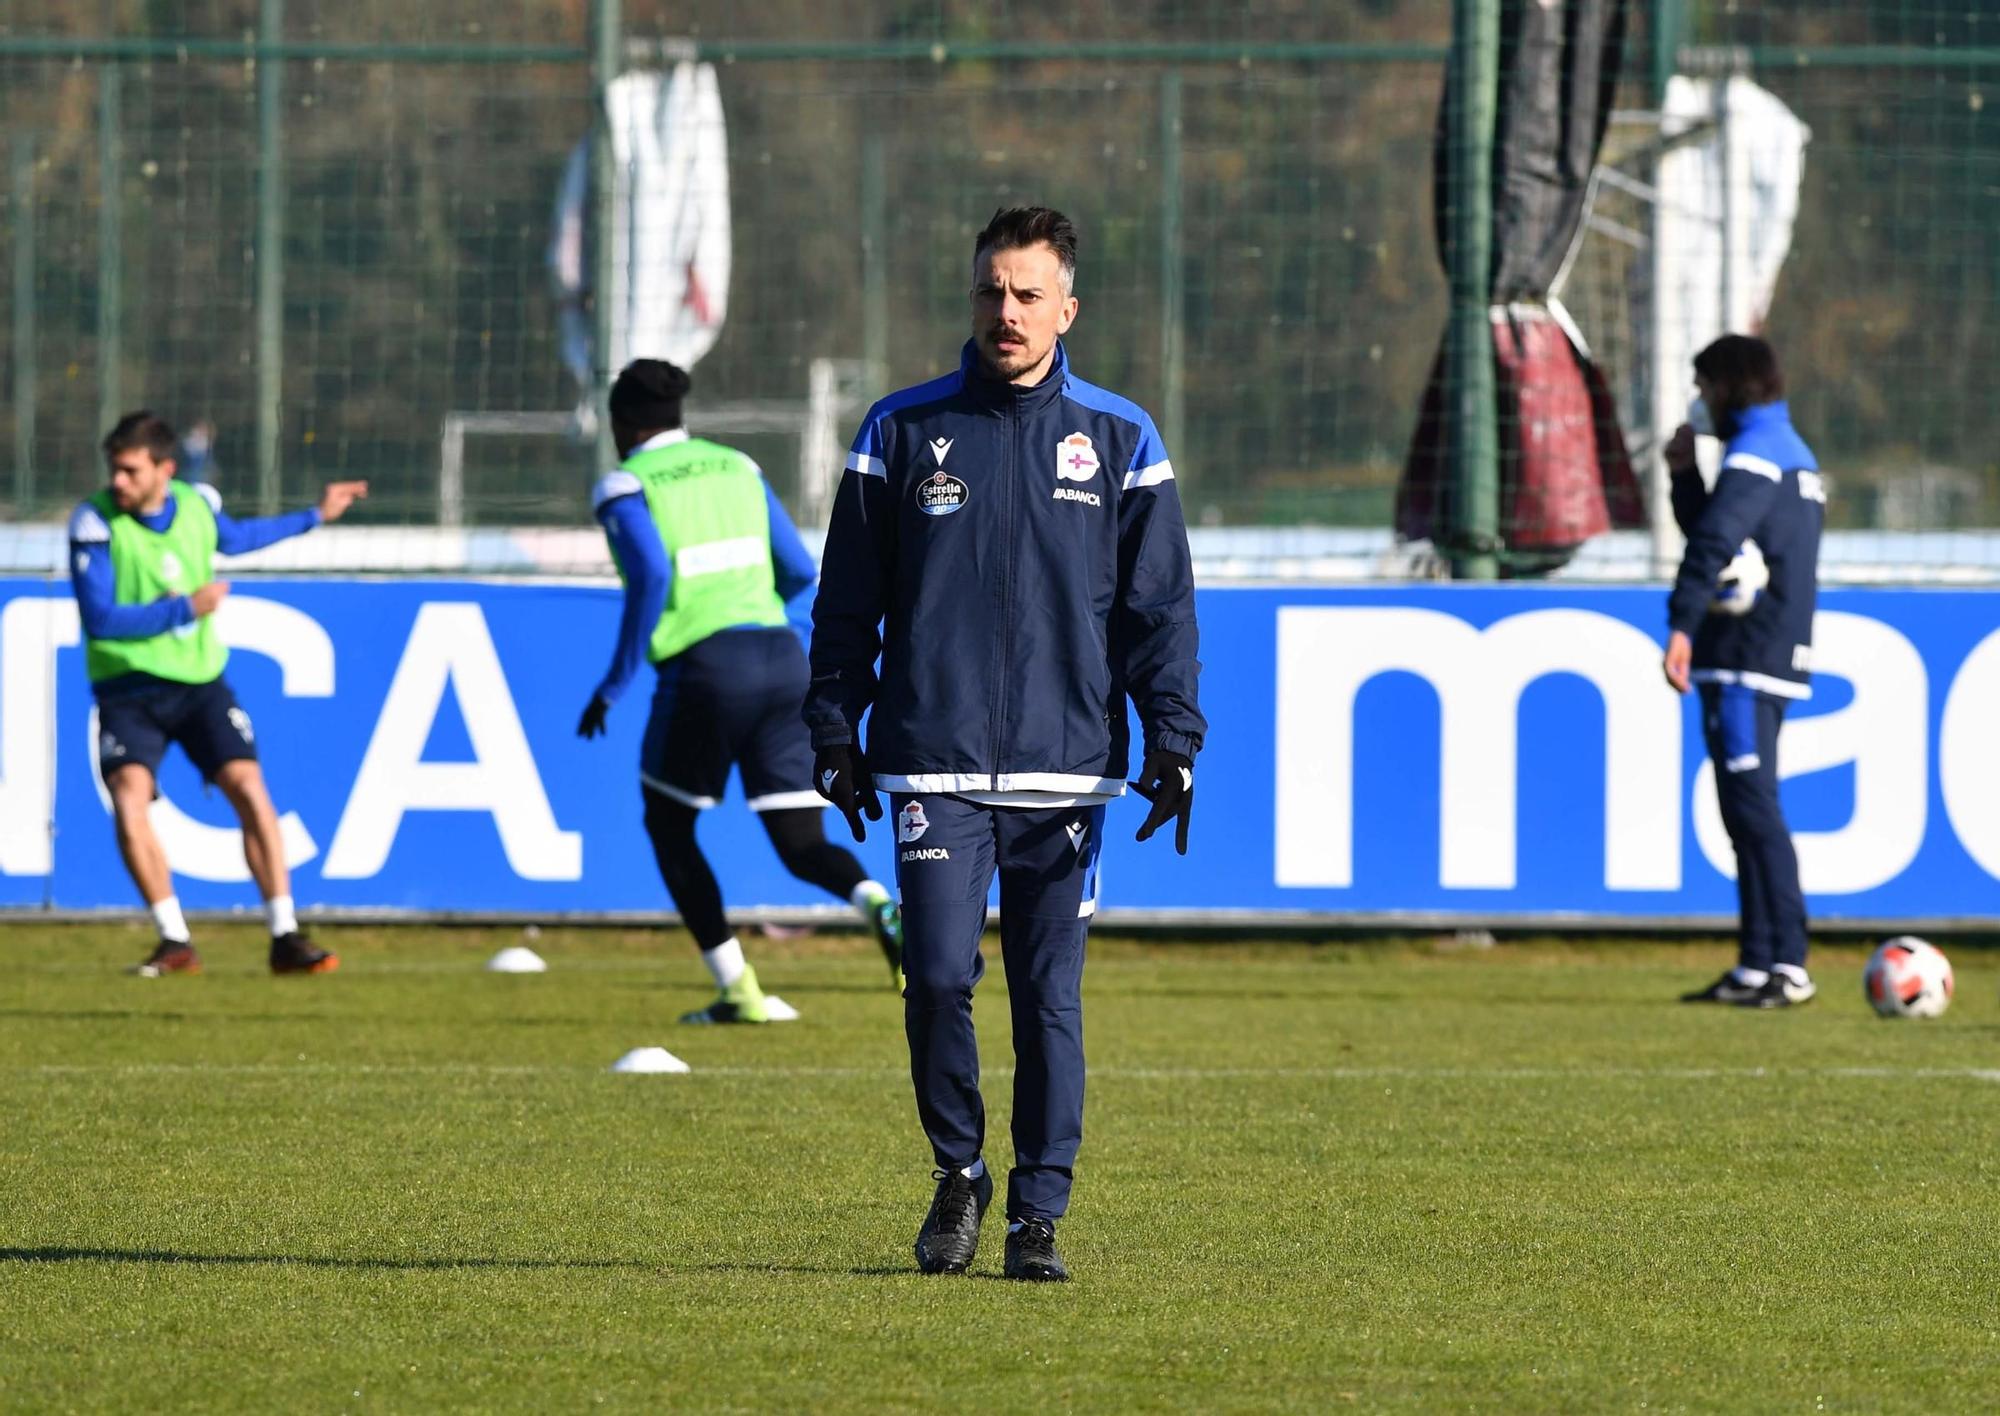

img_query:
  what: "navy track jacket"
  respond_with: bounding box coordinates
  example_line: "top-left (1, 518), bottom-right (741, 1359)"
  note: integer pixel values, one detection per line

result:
top-left (1667, 400), bottom-right (1824, 698)
top-left (805, 340), bottom-right (1205, 796)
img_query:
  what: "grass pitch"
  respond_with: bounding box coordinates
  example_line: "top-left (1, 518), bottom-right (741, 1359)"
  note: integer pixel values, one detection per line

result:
top-left (2, 923), bottom-right (1997, 1413)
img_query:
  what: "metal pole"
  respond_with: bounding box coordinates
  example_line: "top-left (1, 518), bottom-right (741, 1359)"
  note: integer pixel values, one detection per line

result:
top-left (1445, 0), bottom-right (1500, 579)
top-left (1159, 69), bottom-right (1187, 475)
top-left (256, 0), bottom-right (285, 513)
top-left (12, 136), bottom-right (35, 511)
top-left (438, 415), bottom-right (465, 528)
top-left (860, 133), bottom-right (888, 391)
top-left (1715, 74), bottom-right (1735, 333)
top-left (590, 0), bottom-right (623, 475)
top-left (1650, 0), bottom-right (1683, 106)
top-left (97, 64), bottom-right (123, 440)
top-left (1647, 0), bottom-right (1685, 576)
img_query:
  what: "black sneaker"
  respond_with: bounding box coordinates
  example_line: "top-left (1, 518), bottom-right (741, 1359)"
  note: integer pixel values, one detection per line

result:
top-left (1680, 971), bottom-right (1763, 1004)
top-left (1739, 973), bottom-right (1815, 1009)
top-left (1003, 1217), bottom-right (1070, 1283)
top-left (270, 932), bottom-right (339, 975)
top-left (131, 940), bottom-right (202, 977)
top-left (914, 1166), bottom-right (992, 1275)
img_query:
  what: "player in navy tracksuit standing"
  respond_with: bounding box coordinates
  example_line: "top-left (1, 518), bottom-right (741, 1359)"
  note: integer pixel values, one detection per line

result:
top-left (1662, 335), bottom-right (1825, 1009)
top-left (806, 207), bottom-right (1204, 1281)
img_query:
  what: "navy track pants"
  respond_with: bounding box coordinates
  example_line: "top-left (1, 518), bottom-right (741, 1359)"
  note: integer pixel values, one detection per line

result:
top-left (1700, 682), bottom-right (1808, 972)
top-left (890, 793), bottom-right (1104, 1222)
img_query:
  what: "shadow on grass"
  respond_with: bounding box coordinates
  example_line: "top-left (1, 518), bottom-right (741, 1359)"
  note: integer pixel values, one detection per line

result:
top-left (682, 1261), bottom-right (1011, 1282)
top-left (0, 1009), bottom-right (322, 1025)
top-left (0, 1249), bottom-right (1001, 1282)
top-left (0, 1247), bottom-right (645, 1272)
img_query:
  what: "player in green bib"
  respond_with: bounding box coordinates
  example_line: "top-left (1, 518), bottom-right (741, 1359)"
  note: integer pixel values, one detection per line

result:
top-left (576, 361), bottom-right (902, 1022)
top-left (70, 411), bottom-right (367, 976)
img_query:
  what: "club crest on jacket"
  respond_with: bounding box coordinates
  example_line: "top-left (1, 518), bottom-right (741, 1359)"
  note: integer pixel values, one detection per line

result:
top-left (1056, 432), bottom-right (1099, 483)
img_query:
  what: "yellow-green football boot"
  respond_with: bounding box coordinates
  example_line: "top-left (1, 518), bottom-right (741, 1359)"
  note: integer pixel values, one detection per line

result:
top-left (679, 965), bottom-right (771, 1024)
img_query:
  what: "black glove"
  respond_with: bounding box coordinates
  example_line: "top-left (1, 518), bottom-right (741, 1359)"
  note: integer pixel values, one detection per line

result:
top-left (576, 694), bottom-right (610, 740)
top-left (814, 743), bottom-right (881, 843)
top-left (1129, 749), bottom-right (1194, 855)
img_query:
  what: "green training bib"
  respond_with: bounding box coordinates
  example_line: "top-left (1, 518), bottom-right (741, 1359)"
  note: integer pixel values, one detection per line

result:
top-left (83, 481), bottom-right (227, 685)
top-left (615, 437), bottom-right (787, 663)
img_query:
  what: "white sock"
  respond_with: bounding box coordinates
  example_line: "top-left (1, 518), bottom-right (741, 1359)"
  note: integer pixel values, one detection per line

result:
top-left (1730, 966), bottom-right (1770, 987)
top-left (959, 1158), bottom-right (985, 1180)
top-left (1772, 962), bottom-right (1810, 985)
top-left (702, 937), bottom-right (747, 989)
top-left (150, 896), bottom-right (190, 944)
top-left (266, 894), bottom-right (298, 938)
top-left (850, 879), bottom-right (891, 914)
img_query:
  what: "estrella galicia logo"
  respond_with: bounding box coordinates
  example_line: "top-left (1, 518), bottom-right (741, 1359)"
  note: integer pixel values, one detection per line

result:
top-left (915, 470), bottom-right (969, 517)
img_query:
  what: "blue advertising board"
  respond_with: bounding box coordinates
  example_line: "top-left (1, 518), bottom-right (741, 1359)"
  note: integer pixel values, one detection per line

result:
top-left (3, 578), bottom-right (1997, 924)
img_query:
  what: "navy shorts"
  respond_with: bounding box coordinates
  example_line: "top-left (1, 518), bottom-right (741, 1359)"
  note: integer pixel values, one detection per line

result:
top-left (96, 676), bottom-right (258, 784)
top-left (640, 627), bottom-right (820, 813)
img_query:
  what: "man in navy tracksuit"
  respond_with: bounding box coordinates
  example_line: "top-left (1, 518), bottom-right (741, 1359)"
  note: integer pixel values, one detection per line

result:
top-left (806, 207), bottom-right (1204, 1281)
top-left (1662, 335), bottom-right (1824, 1009)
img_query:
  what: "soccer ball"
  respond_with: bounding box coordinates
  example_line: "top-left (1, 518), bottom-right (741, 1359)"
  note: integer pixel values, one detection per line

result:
top-left (1862, 936), bottom-right (1953, 1018)
top-left (1710, 540), bottom-right (1769, 617)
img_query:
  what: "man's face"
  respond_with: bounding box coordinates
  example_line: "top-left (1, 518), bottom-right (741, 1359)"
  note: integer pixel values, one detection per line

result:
top-left (107, 447), bottom-right (174, 514)
top-left (970, 242), bottom-right (1078, 384)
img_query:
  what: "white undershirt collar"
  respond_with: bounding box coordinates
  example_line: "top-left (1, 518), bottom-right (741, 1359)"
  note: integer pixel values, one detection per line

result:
top-left (634, 428), bottom-right (690, 453)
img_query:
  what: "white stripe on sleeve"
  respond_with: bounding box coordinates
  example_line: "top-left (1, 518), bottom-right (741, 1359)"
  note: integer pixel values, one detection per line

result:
top-left (845, 450), bottom-right (885, 479)
top-left (1722, 452), bottom-right (1782, 482)
top-left (69, 504), bottom-right (111, 543)
top-left (1121, 459), bottom-right (1175, 491)
top-left (591, 469), bottom-right (643, 510)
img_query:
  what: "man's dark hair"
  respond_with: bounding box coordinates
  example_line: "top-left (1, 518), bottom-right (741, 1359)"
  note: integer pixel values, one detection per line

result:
top-left (974, 206), bottom-right (1078, 292)
top-left (101, 410), bottom-right (179, 463)
top-left (608, 359), bottom-right (693, 433)
top-left (1694, 334), bottom-right (1785, 415)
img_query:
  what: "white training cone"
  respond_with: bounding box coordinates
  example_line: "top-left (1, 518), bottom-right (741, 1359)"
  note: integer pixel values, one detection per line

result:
top-left (486, 946), bottom-right (547, 973)
top-left (763, 995), bottom-right (801, 1022)
top-left (610, 1046), bottom-right (691, 1074)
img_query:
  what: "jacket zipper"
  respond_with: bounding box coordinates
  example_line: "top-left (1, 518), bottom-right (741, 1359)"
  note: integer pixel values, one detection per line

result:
top-left (991, 396), bottom-right (1016, 789)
